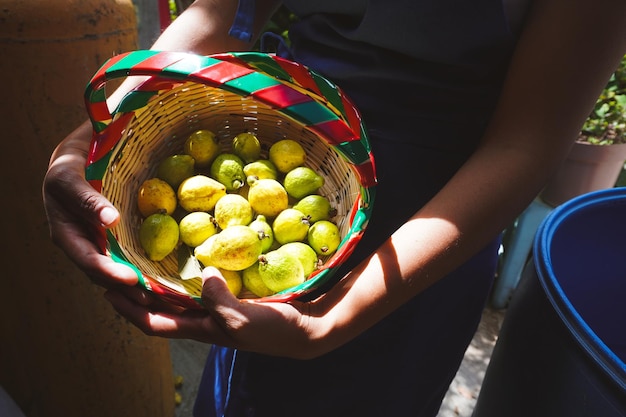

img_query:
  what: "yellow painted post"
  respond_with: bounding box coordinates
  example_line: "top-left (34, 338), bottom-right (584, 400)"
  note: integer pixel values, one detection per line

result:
top-left (0, 1), bottom-right (175, 416)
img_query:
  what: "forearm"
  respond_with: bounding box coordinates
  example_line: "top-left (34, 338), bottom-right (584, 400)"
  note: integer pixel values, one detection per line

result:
top-left (312, 144), bottom-right (547, 351)
top-left (307, 0), bottom-right (626, 354)
top-left (151, 0), bottom-right (281, 54)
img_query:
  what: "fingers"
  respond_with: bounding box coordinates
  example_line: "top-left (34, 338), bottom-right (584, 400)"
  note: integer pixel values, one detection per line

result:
top-left (198, 267), bottom-right (305, 354)
top-left (200, 267), bottom-right (240, 309)
top-left (200, 266), bottom-right (254, 327)
top-left (104, 290), bottom-right (188, 336)
top-left (44, 120), bottom-right (120, 229)
top-left (103, 289), bottom-right (234, 345)
top-left (104, 269), bottom-right (316, 356)
top-left (44, 159), bottom-right (120, 230)
top-left (42, 123), bottom-right (137, 286)
top-left (44, 189), bottom-right (137, 286)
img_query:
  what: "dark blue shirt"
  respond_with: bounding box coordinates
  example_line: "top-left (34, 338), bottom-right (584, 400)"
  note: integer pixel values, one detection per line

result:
top-left (282, 0), bottom-right (526, 152)
top-left (195, 2), bottom-right (528, 416)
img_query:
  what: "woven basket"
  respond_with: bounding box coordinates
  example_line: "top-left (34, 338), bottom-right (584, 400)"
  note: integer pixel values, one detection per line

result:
top-left (84, 50), bottom-right (376, 308)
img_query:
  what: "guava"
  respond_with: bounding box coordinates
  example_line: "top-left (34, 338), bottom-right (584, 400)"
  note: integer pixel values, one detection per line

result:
top-left (197, 225), bottom-right (263, 271)
top-left (139, 213), bottom-right (179, 261)
top-left (258, 249), bottom-right (305, 293)
top-left (214, 193), bottom-right (253, 229)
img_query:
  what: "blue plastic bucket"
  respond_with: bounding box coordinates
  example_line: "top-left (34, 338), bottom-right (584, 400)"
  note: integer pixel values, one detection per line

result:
top-left (473, 187), bottom-right (626, 417)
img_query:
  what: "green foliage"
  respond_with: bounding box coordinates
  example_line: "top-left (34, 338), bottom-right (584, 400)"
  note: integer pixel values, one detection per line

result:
top-left (169, 0), bottom-right (193, 20)
top-left (253, 6), bottom-right (298, 50)
top-left (580, 55), bottom-right (626, 145)
top-left (266, 5), bottom-right (297, 39)
top-left (169, 0), bottom-right (178, 20)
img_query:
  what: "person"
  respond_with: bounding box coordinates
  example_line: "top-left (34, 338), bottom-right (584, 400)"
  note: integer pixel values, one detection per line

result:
top-left (42, 0), bottom-right (626, 416)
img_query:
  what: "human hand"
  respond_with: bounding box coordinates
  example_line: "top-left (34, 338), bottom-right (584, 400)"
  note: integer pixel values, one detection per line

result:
top-left (42, 121), bottom-right (140, 289)
top-left (104, 266), bottom-right (331, 359)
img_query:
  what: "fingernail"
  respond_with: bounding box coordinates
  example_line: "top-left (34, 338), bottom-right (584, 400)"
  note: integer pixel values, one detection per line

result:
top-left (202, 266), bottom-right (219, 276)
top-left (100, 206), bottom-right (117, 226)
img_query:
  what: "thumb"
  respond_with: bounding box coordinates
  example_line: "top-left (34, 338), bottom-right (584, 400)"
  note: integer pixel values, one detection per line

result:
top-left (45, 168), bottom-right (120, 229)
top-left (200, 267), bottom-right (238, 308)
top-left (70, 179), bottom-right (119, 227)
top-left (44, 121), bottom-right (120, 229)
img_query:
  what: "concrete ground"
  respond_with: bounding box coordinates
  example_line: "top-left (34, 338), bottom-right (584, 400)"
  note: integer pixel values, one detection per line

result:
top-left (169, 306), bottom-right (505, 417)
top-left (436, 307), bottom-right (505, 417)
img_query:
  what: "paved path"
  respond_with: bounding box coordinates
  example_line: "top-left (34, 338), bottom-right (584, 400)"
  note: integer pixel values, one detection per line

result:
top-left (437, 307), bottom-right (504, 417)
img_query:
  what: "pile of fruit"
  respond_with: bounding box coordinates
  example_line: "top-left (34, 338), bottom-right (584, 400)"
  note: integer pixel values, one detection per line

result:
top-left (136, 129), bottom-right (341, 298)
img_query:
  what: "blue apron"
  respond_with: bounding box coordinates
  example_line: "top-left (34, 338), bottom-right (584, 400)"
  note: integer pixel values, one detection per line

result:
top-left (195, 1), bottom-right (519, 415)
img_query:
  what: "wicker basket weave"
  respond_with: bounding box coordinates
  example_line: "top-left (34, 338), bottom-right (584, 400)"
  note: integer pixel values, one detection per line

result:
top-left (84, 50), bottom-right (376, 308)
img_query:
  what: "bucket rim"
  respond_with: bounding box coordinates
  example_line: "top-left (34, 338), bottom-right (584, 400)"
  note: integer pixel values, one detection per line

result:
top-left (533, 187), bottom-right (626, 390)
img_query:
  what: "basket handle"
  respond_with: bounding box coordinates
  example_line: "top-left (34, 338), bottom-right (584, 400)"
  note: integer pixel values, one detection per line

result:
top-left (85, 50), bottom-right (234, 132)
top-left (84, 49), bottom-right (376, 198)
top-left (84, 50), bottom-right (356, 134)
top-left (84, 50), bottom-right (378, 185)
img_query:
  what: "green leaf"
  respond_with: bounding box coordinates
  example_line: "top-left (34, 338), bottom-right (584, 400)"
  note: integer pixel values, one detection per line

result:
top-left (595, 102), bottom-right (610, 118)
top-left (178, 245), bottom-right (203, 280)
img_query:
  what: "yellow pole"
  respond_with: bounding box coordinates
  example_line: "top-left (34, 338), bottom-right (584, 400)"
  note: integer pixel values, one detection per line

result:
top-left (0, 1), bottom-right (175, 416)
